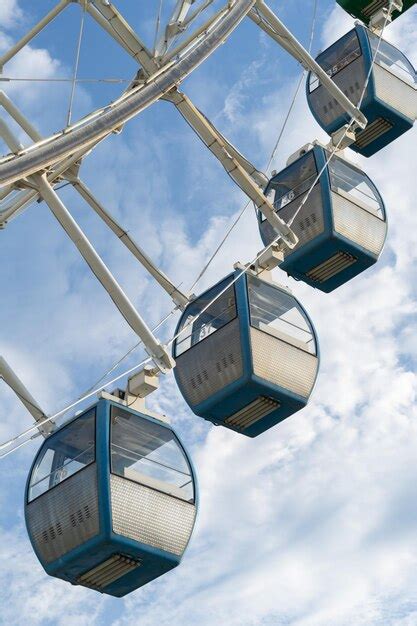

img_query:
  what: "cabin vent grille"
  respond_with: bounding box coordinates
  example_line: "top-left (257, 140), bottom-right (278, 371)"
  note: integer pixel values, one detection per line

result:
top-left (224, 397), bottom-right (279, 431)
top-left (26, 463), bottom-right (99, 563)
top-left (362, 0), bottom-right (388, 18)
top-left (355, 118), bottom-right (393, 149)
top-left (77, 554), bottom-right (141, 591)
top-left (175, 318), bottom-right (243, 406)
top-left (305, 251), bottom-right (357, 282)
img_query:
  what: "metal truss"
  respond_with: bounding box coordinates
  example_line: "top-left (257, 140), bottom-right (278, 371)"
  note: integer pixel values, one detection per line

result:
top-left (0, 0), bottom-right (371, 431)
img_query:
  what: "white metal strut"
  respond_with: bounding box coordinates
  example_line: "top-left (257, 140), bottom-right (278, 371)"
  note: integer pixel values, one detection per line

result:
top-left (0, 357), bottom-right (52, 436)
top-left (166, 88), bottom-right (297, 248)
top-left (249, 1), bottom-right (368, 131)
top-left (0, 112), bottom-right (175, 374)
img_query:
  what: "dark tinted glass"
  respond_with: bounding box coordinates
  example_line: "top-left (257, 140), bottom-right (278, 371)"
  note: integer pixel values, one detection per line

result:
top-left (174, 278), bottom-right (237, 356)
top-left (28, 410), bottom-right (96, 502)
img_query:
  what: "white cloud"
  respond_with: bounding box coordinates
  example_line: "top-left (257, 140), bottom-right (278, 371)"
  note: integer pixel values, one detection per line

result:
top-left (1, 2), bottom-right (417, 625)
top-left (0, 0), bottom-right (22, 31)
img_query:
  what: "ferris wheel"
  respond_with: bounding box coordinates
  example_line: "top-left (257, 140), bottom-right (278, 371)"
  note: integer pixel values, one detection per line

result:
top-left (0, 0), bottom-right (416, 598)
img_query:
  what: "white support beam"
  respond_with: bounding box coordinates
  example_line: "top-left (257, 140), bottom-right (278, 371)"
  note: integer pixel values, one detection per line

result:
top-left (0, 95), bottom-right (188, 311)
top-left (0, 93), bottom-right (107, 226)
top-left (87, 1), bottom-right (158, 75)
top-left (0, 356), bottom-right (52, 436)
top-left (250, 1), bottom-right (368, 130)
top-left (0, 91), bottom-right (43, 144)
top-left (0, 0), bottom-right (73, 72)
top-left (72, 179), bottom-right (190, 309)
top-left (165, 90), bottom-right (268, 187)
top-left (167, 89), bottom-right (296, 247)
top-left (35, 174), bottom-right (175, 373)
top-left (162, 4), bottom-right (229, 63)
top-left (155, 0), bottom-right (196, 57)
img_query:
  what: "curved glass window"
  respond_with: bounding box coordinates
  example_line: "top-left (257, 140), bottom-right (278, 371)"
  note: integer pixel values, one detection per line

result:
top-left (262, 152), bottom-right (318, 223)
top-left (110, 406), bottom-right (194, 503)
top-left (368, 31), bottom-right (416, 86)
top-left (328, 155), bottom-right (385, 219)
top-left (247, 274), bottom-right (316, 355)
top-left (174, 278), bottom-right (237, 356)
top-left (28, 409), bottom-right (96, 502)
top-left (309, 29), bottom-right (362, 92)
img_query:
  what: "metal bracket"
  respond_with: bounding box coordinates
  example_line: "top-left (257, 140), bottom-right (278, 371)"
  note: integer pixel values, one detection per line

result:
top-left (330, 124), bottom-right (357, 150)
top-left (369, 1), bottom-right (403, 32)
top-left (255, 243), bottom-right (284, 272)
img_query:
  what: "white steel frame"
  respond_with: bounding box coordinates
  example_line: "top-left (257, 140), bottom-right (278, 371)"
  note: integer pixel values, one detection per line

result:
top-left (0, 356), bottom-right (52, 436)
top-left (0, 0), bottom-right (371, 431)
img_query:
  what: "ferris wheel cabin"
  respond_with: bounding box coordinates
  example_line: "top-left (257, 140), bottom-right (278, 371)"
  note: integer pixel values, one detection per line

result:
top-left (307, 25), bottom-right (416, 156)
top-left (25, 398), bottom-right (197, 597)
top-left (259, 145), bottom-right (387, 292)
top-left (173, 271), bottom-right (319, 437)
top-left (336, 0), bottom-right (417, 25)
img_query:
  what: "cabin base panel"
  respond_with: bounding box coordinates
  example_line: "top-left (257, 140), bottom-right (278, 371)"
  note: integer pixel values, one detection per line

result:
top-left (336, 100), bottom-right (413, 157)
top-left (192, 379), bottom-right (308, 438)
top-left (281, 236), bottom-right (378, 292)
top-left (44, 533), bottom-right (180, 597)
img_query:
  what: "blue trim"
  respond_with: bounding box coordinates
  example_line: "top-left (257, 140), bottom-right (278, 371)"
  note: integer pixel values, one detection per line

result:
top-left (174, 271), bottom-right (320, 437)
top-left (25, 398), bottom-right (198, 597)
top-left (306, 25), bottom-right (415, 156)
top-left (260, 145), bottom-right (388, 292)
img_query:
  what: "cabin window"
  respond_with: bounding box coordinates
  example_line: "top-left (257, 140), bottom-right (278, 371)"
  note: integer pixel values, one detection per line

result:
top-left (328, 155), bottom-right (385, 218)
top-left (110, 406), bottom-right (195, 503)
top-left (247, 274), bottom-right (317, 354)
top-left (174, 278), bottom-right (237, 356)
top-left (262, 152), bottom-right (318, 222)
top-left (309, 29), bottom-right (362, 92)
top-left (368, 31), bottom-right (416, 86)
top-left (28, 409), bottom-right (96, 502)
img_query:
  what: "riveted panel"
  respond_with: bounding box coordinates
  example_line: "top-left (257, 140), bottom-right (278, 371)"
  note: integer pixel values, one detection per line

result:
top-left (174, 317), bottom-right (243, 406)
top-left (331, 191), bottom-right (387, 255)
top-left (26, 463), bottom-right (99, 563)
top-left (250, 328), bottom-right (318, 398)
top-left (310, 57), bottom-right (367, 129)
top-left (373, 65), bottom-right (417, 121)
top-left (261, 186), bottom-right (324, 252)
top-left (110, 475), bottom-right (196, 557)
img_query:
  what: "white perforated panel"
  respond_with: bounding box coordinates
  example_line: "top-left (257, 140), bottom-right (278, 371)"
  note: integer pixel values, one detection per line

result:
top-left (331, 191), bottom-right (387, 255)
top-left (110, 476), bottom-right (196, 557)
top-left (26, 463), bottom-right (99, 563)
top-left (250, 328), bottom-right (318, 398)
top-left (373, 64), bottom-right (417, 121)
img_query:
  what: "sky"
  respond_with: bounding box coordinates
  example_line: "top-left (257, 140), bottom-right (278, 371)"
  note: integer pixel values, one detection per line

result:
top-left (0, 0), bottom-right (417, 624)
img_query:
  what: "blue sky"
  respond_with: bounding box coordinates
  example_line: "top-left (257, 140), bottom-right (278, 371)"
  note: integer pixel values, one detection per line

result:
top-left (1, 1), bottom-right (417, 624)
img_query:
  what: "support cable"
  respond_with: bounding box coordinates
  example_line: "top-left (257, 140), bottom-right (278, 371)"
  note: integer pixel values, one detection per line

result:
top-left (189, 0), bottom-right (318, 291)
top-left (153, 0), bottom-right (164, 54)
top-left (67, 1), bottom-right (87, 127)
top-left (0, 1), bottom-right (392, 461)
